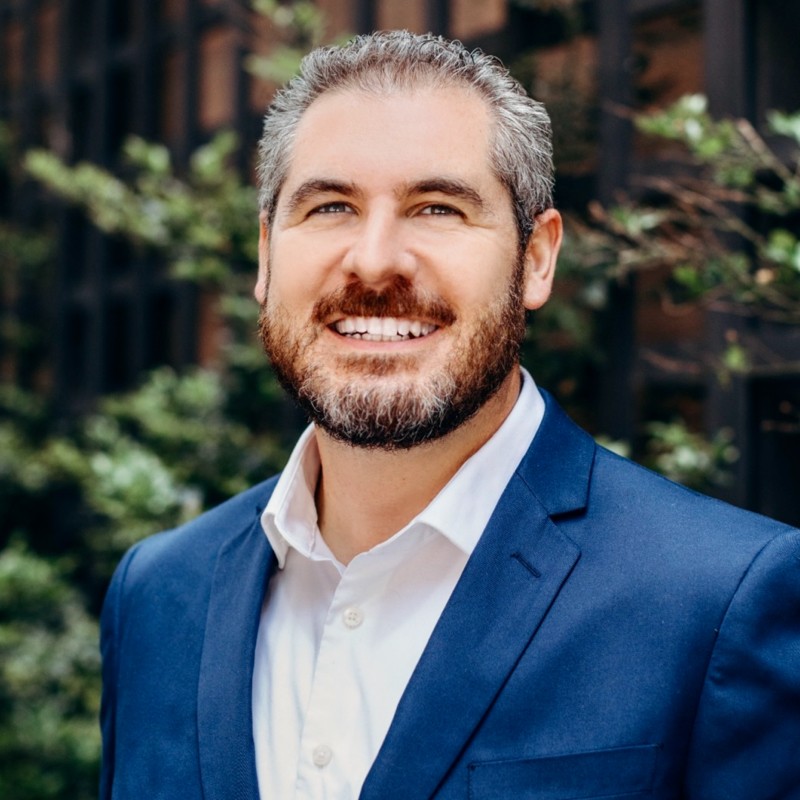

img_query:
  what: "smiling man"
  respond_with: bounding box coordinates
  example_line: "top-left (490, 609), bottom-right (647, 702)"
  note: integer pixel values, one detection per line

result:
top-left (100, 31), bottom-right (800, 800)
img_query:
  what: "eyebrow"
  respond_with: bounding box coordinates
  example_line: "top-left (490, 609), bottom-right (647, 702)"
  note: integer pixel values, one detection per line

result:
top-left (284, 179), bottom-right (358, 215)
top-left (401, 178), bottom-right (486, 210)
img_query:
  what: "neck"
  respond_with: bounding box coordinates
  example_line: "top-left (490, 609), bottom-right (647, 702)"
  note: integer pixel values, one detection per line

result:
top-left (314, 369), bottom-right (521, 564)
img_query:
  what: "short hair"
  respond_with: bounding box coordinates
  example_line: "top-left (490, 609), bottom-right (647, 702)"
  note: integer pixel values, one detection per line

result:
top-left (257, 30), bottom-right (554, 243)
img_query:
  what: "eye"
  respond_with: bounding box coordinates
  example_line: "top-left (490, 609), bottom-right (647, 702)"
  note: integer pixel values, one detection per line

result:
top-left (419, 204), bottom-right (461, 216)
top-left (311, 201), bottom-right (352, 215)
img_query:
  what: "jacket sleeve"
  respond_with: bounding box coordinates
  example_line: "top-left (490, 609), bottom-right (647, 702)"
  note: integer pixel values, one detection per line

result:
top-left (685, 528), bottom-right (800, 798)
top-left (98, 543), bottom-right (142, 800)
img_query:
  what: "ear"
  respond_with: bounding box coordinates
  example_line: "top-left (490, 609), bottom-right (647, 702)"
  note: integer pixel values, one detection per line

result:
top-left (254, 210), bottom-right (270, 304)
top-left (521, 208), bottom-right (562, 311)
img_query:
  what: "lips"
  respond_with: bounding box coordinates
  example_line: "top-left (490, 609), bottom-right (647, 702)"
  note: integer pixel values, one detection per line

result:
top-left (333, 316), bottom-right (437, 342)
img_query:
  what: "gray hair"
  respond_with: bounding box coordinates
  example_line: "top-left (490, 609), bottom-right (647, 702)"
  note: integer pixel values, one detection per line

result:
top-left (257, 30), bottom-right (554, 243)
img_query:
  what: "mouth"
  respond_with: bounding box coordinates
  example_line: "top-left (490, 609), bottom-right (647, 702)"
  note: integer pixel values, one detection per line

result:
top-left (332, 316), bottom-right (438, 342)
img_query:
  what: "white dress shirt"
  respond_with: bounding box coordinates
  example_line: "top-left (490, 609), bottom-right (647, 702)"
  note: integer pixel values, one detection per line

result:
top-left (252, 368), bottom-right (545, 799)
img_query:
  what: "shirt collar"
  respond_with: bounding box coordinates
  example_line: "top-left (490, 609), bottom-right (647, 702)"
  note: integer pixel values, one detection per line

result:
top-left (262, 425), bottom-right (320, 568)
top-left (416, 367), bottom-right (543, 554)
top-left (261, 367), bottom-right (545, 567)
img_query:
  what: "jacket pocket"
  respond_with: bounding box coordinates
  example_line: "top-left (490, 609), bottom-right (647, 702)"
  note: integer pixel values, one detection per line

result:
top-left (468, 744), bottom-right (659, 799)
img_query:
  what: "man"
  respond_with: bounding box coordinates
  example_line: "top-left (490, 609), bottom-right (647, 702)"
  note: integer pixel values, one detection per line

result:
top-left (100, 31), bottom-right (800, 800)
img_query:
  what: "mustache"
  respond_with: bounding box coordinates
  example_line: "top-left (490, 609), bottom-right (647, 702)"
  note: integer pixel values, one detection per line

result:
top-left (312, 278), bottom-right (457, 326)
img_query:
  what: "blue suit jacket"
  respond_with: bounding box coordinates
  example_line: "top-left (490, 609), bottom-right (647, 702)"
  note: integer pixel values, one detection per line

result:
top-left (100, 392), bottom-right (800, 799)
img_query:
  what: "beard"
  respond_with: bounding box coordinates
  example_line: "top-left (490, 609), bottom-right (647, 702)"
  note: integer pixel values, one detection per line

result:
top-left (258, 267), bottom-right (526, 451)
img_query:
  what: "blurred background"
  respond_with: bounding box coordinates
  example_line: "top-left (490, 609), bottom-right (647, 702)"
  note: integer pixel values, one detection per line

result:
top-left (1, 0), bottom-right (799, 796)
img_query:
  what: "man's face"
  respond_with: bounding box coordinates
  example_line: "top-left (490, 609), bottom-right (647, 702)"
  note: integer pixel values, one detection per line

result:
top-left (257, 85), bottom-right (558, 449)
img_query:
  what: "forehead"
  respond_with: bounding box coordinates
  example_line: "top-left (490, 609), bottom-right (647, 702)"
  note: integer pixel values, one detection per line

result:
top-left (279, 85), bottom-right (500, 198)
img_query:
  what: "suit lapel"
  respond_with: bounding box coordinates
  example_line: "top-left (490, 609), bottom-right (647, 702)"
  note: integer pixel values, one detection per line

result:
top-left (197, 509), bottom-right (276, 800)
top-left (361, 393), bottom-right (595, 800)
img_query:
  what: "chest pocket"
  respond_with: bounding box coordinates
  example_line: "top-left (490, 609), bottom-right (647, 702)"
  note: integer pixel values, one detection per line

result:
top-left (467, 744), bottom-right (659, 799)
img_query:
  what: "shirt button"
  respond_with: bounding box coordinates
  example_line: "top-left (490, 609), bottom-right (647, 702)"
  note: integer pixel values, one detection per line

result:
top-left (312, 744), bottom-right (333, 767)
top-left (342, 606), bottom-right (364, 629)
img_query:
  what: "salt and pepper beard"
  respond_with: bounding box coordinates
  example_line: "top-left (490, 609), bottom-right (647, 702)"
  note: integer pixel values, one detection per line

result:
top-left (258, 263), bottom-right (527, 450)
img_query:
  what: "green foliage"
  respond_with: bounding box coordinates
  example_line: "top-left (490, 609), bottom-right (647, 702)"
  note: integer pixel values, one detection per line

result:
top-left (768, 109), bottom-right (800, 146)
top-left (4, 369), bottom-right (287, 580)
top-left (643, 421), bottom-right (739, 491)
top-left (25, 132), bottom-right (257, 284)
top-left (557, 94), bottom-right (800, 482)
top-left (244, 0), bottom-right (337, 84)
top-left (571, 95), bottom-right (800, 322)
top-left (0, 387), bottom-right (68, 554)
top-left (636, 94), bottom-right (741, 162)
top-left (0, 220), bottom-right (53, 280)
top-left (597, 422), bottom-right (738, 493)
top-left (0, 123), bottom-right (55, 373)
top-left (0, 540), bottom-right (100, 800)
top-left (519, 264), bottom-right (605, 418)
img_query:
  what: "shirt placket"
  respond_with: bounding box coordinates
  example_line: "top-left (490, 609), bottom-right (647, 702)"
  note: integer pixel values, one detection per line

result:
top-left (293, 555), bottom-right (385, 800)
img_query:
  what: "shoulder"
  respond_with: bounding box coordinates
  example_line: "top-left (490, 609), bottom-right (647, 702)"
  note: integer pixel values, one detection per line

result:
top-left (108, 474), bottom-right (280, 599)
top-left (530, 392), bottom-right (797, 586)
top-left (570, 443), bottom-right (799, 617)
top-left (592, 443), bottom-right (794, 546)
top-left (100, 474), bottom-right (280, 671)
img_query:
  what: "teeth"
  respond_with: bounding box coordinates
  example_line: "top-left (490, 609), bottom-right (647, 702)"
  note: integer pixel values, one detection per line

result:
top-left (333, 316), bottom-right (437, 341)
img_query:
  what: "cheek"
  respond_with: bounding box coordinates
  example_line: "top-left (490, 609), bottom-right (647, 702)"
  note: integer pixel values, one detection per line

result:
top-left (267, 242), bottom-right (325, 309)
top-left (269, 233), bottom-right (350, 301)
top-left (434, 243), bottom-right (518, 307)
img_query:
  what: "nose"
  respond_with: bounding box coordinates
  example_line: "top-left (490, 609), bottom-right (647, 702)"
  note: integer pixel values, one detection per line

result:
top-left (341, 208), bottom-right (417, 287)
